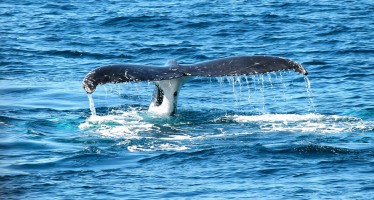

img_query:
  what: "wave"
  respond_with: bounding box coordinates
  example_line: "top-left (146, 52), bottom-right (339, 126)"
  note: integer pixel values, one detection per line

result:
top-left (273, 144), bottom-right (355, 155)
top-left (101, 15), bottom-right (170, 26)
top-left (3, 47), bottom-right (130, 60)
top-left (46, 50), bottom-right (128, 59)
top-left (7, 146), bottom-right (111, 171)
top-left (252, 143), bottom-right (367, 159)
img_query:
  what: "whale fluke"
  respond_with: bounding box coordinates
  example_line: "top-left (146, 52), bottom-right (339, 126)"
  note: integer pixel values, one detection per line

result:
top-left (83, 56), bottom-right (307, 94)
top-left (82, 55), bottom-right (308, 115)
top-left (182, 56), bottom-right (307, 77)
top-left (82, 64), bottom-right (182, 94)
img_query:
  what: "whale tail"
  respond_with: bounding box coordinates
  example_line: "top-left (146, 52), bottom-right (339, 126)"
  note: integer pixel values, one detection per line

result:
top-left (148, 76), bottom-right (191, 115)
top-left (82, 55), bottom-right (308, 115)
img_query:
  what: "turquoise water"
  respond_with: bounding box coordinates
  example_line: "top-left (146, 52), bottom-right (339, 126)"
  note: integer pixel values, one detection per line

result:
top-left (1, 0), bottom-right (374, 199)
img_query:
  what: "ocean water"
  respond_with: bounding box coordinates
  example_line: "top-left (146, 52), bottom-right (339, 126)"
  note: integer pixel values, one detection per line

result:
top-left (1, 0), bottom-right (374, 199)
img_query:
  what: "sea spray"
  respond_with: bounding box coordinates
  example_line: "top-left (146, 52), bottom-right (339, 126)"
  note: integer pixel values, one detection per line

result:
top-left (87, 94), bottom-right (96, 116)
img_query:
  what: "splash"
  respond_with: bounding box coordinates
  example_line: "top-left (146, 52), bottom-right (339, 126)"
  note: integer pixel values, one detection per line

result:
top-left (79, 109), bottom-right (153, 138)
top-left (79, 109), bottom-right (190, 152)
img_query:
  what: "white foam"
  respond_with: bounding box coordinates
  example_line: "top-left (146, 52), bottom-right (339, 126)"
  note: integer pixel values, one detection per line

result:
top-left (160, 134), bottom-right (193, 141)
top-left (79, 109), bottom-right (191, 152)
top-left (230, 113), bottom-right (371, 133)
top-left (79, 109), bottom-right (154, 138)
top-left (79, 109), bottom-right (373, 152)
top-left (232, 113), bottom-right (322, 122)
top-left (127, 143), bottom-right (189, 152)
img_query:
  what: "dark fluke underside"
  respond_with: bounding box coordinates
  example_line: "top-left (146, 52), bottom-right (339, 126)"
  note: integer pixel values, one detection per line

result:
top-left (83, 55), bottom-right (308, 94)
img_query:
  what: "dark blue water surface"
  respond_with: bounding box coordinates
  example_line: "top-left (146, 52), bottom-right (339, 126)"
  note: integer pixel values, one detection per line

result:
top-left (1, 0), bottom-right (374, 199)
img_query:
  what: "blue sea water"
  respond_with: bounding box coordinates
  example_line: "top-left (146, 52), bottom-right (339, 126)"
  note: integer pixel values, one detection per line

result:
top-left (1, 0), bottom-right (374, 199)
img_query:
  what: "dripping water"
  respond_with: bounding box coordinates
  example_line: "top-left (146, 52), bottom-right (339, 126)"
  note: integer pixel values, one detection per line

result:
top-left (85, 72), bottom-right (315, 117)
top-left (304, 76), bottom-right (317, 113)
top-left (259, 74), bottom-right (266, 114)
top-left (278, 71), bottom-right (288, 100)
top-left (236, 76), bottom-right (243, 100)
top-left (244, 75), bottom-right (251, 105)
top-left (226, 76), bottom-right (239, 103)
top-left (266, 73), bottom-right (275, 101)
top-left (87, 94), bottom-right (96, 116)
top-left (221, 71), bottom-right (316, 114)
